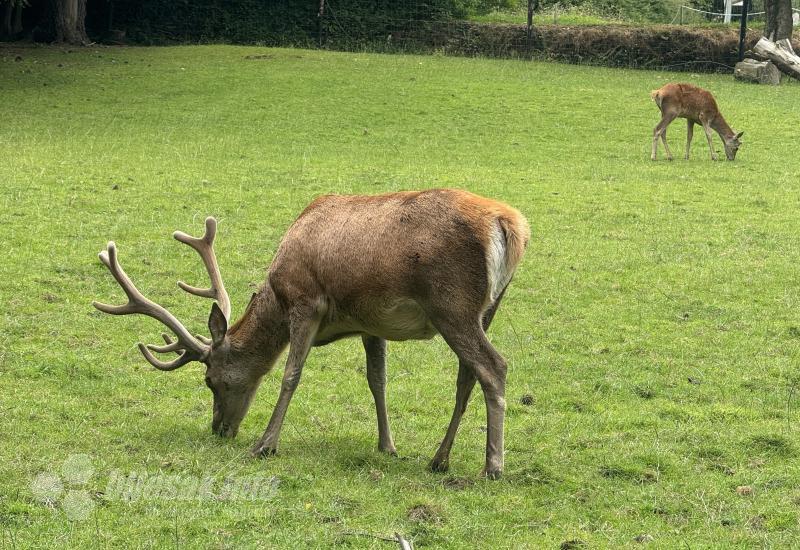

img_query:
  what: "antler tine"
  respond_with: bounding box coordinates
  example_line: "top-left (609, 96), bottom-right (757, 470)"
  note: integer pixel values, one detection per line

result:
top-left (138, 343), bottom-right (196, 371)
top-left (157, 331), bottom-right (212, 348)
top-left (173, 217), bottom-right (232, 321)
top-left (92, 241), bottom-right (209, 368)
top-left (146, 333), bottom-right (184, 354)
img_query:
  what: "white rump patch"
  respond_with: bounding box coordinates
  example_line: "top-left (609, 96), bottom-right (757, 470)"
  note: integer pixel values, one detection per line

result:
top-left (486, 221), bottom-right (510, 304)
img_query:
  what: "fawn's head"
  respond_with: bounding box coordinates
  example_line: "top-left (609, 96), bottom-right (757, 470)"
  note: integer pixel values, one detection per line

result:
top-left (723, 131), bottom-right (744, 160)
top-left (93, 218), bottom-right (262, 439)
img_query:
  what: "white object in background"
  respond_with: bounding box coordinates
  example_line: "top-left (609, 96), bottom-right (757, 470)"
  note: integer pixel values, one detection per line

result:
top-left (724, 0), bottom-right (733, 23)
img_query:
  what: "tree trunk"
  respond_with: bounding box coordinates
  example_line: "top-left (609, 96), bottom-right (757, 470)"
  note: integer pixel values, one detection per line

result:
top-left (734, 58), bottom-right (782, 84)
top-left (2, 2), bottom-right (12, 39)
top-left (12, 2), bottom-right (23, 35)
top-left (764, 0), bottom-right (793, 41)
top-left (53, 0), bottom-right (88, 44)
top-left (753, 36), bottom-right (800, 80)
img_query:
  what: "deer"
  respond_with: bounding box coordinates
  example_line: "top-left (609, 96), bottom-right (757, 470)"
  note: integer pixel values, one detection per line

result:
top-left (93, 189), bottom-right (530, 479)
top-left (650, 83), bottom-right (743, 161)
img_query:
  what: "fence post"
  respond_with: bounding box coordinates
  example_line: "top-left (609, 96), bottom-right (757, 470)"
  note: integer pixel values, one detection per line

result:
top-left (527, 0), bottom-right (534, 59)
top-left (679, 5), bottom-right (683, 25)
top-left (317, 0), bottom-right (325, 48)
top-left (738, 0), bottom-right (749, 61)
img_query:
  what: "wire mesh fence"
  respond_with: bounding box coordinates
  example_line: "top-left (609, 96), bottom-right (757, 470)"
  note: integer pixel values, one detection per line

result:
top-left (673, 1), bottom-right (800, 24)
top-left (316, 0), bottom-right (798, 70)
top-left (101, 0), bottom-right (800, 72)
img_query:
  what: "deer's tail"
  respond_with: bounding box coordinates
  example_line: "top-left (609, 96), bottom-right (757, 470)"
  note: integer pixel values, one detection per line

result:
top-left (650, 89), bottom-right (663, 109)
top-left (485, 210), bottom-right (530, 304)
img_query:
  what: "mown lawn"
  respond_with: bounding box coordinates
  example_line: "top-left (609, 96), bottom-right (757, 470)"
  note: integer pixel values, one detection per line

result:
top-left (1, 44), bottom-right (799, 548)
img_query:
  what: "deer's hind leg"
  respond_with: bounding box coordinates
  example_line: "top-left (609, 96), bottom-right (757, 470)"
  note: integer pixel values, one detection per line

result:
top-left (429, 287), bottom-right (508, 475)
top-left (652, 113), bottom-right (677, 161)
top-left (685, 120), bottom-right (694, 160)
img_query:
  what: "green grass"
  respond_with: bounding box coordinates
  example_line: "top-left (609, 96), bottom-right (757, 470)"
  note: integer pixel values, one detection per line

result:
top-left (471, 6), bottom-right (628, 25)
top-left (2, 44), bottom-right (800, 548)
top-left (470, 0), bottom-right (687, 25)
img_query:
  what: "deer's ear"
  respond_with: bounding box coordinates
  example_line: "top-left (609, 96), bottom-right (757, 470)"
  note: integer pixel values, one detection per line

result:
top-left (208, 302), bottom-right (228, 346)
top-left (735, 131), bottom-right (744, 140)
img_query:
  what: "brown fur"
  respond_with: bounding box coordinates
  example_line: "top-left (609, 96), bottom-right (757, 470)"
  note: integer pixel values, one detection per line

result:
top-left (95, 189), bottom-right (530, 479)
top-left (650, 83), bottom-right (743, 161)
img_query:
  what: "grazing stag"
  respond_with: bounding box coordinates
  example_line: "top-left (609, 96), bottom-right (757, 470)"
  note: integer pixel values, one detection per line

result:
top-left (650, 83), bottom-right (743, 161)
top-left (93, 189), bottom-right (530, 479)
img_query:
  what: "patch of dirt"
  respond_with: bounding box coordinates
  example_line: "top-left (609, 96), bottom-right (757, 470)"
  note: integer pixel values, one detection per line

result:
top-left (407, 503), bottom-right (442, 524)
top-left (441, 477), bottom-right (473, 491)
top-left (746, 514), bottom-right (766, 530)
top-left (519, 394), bottom-right (534, 406)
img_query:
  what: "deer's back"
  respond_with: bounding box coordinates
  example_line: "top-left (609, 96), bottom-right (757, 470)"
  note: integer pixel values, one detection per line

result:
top-left (652, 83), bottom-right (719, 123)
top-left (266, 189), bottom-right (528, 340)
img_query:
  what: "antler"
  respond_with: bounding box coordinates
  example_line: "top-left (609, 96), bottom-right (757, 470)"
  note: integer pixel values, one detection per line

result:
top-left (92, 242), bottom-right (210, 370)
top-left (173, 217), bottom-right (231, 322)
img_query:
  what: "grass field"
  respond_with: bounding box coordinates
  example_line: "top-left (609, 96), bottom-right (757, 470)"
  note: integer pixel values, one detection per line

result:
top-left (1, 44), bottom-right (800, 548)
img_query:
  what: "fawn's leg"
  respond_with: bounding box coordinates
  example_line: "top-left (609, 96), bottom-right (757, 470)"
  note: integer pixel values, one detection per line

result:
top-left (685, 120), bottom-right (694, 160)
top-left (701, 122), bottom-right (718, 160)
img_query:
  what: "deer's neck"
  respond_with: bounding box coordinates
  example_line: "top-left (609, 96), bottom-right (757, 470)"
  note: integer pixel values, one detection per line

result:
top-left (710, 114), bottom-right (735, 140)
top-left (228, 285), bottom-right (289, 374)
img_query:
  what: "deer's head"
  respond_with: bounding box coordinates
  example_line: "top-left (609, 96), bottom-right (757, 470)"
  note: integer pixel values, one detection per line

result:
top-left (93, 218), bottom-right (261, 439)
top-left (723, 131), bottom-right (744, 161)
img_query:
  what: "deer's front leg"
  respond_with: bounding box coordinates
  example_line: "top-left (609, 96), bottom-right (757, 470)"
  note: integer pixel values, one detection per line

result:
top-left (251, 306), bottom-right (321, 457)
top-left (685, 121), bottom-right (694, 160)
top-left (701, 123), bottom-right (718, 160)
top-left (363, 335), bottom-right (397, 455)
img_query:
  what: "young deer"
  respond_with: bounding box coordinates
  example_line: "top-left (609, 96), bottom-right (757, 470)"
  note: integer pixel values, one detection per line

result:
top-left (651, 83), bottom-right (743, 161)
top-left (93, 189), bottom-right (530, 479)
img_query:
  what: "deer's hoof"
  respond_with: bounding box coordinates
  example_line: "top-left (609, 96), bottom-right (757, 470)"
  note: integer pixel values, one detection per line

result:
top-left (428, 457), bottom-right (449, 473)
top-left (482, 467), bottom-right (503, 480)
top-left (379, 445), bottom-right (398, 457)
top-left (251, 444), bottom-right (277, 458)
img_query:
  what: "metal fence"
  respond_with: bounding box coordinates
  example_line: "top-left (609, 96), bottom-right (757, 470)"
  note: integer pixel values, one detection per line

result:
top-left (315, 0), bottom-right (796, 70)
top-left (96, 0), bottom-right (799, 72)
